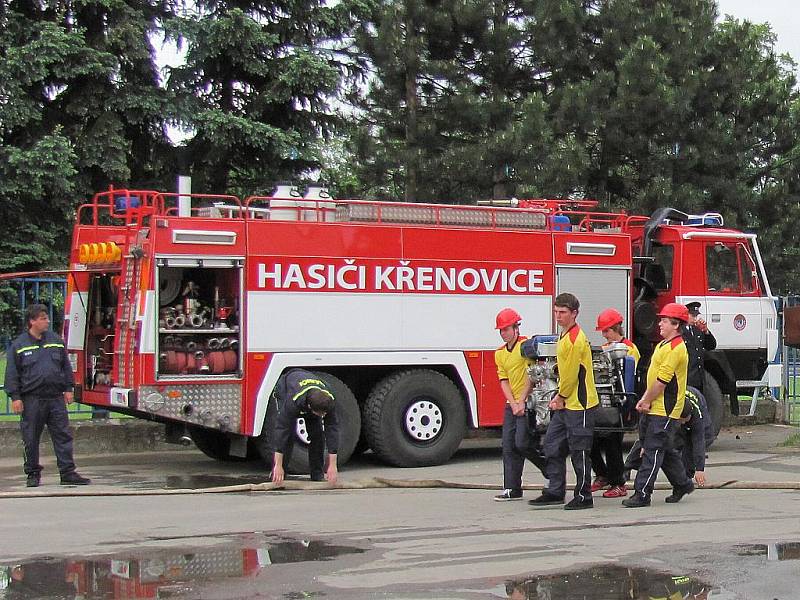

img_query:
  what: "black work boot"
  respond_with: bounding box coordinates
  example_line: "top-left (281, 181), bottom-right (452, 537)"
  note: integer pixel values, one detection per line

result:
top-left (60, 472), bottom-right (91, 485)
top-left (665, 482), bottom-right (695, 503)
top-left (528, 493), bottom-right (565, 507)
top-left (621, 493), bottom-right (651, 508)
top-left (26, 474), bottom-right (40, 488)
top-left (564, 497), bottom-right (594, 510)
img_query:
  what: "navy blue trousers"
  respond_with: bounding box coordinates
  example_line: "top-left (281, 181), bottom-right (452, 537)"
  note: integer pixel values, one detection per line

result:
top-left (282, 413), bottom-right (325, 479)
top-left (501, 405), bottom-right (546, 492)
top-left (20, 396), bottom-right (76, 477)
top-left (543, 407), bottom-right (596, 501)
top-left (633, 414), bottom-right (692, 500)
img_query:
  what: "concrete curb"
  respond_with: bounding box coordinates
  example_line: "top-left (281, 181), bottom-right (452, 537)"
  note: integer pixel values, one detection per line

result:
top-left (722, 399), bottom-right (779, 427)
top-left (0, 419), bottom-right (184, 460)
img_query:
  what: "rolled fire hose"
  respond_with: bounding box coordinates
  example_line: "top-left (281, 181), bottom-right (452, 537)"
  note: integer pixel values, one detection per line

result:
top-left (165, 317), bottom-right (176, 329)
top-left (190, 313), bottom-right (205, 328)
top-left (174, 315), bottom-right (186, 328)
top-left (2, 478), bottom-right (800, 499)
top-left (223, 350), bottom-right (237, 371)
top-left (195, 351), bottom-right (210, 373)
top-left (176, 352), bottom-right (187, 372)
top-left (208, 351), bottom-right (225, 374)
top-left (165, 351), bottom-right (178, 373)
top-left (219, 337), bottom-right (231, 349)
top-left (207, 338), bottom-right (221, 350)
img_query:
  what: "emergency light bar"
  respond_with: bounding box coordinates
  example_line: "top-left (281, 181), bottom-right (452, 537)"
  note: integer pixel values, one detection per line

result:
top-left (685, 212), bottom-right (724, 227)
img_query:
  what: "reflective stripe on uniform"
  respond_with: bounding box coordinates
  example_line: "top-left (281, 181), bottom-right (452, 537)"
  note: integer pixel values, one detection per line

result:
top-left (291, 385), bottom-right (335, 403)
top-left (15, 345), bottom-right (40, 354)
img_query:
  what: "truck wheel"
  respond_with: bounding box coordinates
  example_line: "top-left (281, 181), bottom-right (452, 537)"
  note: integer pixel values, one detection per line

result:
top-left (188, 425), bottom-right (249, 462)
top-left (703, 373), bottom-right (724, 448)
top-left (363, 369), bottom-right (467, 467)
top-left (254, 372), bottom-right (361, 474)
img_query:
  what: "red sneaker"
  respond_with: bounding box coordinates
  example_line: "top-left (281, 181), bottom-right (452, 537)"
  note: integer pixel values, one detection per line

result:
top-left (590, 477), bottom-right (609, 493)
top-left (603, 485), bottom-right (628, 498)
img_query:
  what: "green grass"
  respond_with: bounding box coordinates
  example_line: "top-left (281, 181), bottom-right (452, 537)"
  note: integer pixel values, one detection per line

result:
top-left (779, 432), bottom-right (800, 447)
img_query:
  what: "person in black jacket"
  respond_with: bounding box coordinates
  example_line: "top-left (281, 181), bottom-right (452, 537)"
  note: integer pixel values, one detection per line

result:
top-left (673, 390), bottom-right (713, 487)
top-left (271, 369), bottom-right (339, 485)
top-left (623, 389), bottom-right (712, 490)
top-left (684, 302), bottom-right (716, 394)
top-left (4, 304), bottom-right (90, 487)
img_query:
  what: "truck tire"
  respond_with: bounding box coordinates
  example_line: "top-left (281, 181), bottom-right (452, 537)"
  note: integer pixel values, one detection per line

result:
top-left (703, 373), bottom-right (724, 448)
top-left (188, 425), bottom-right (249, 462)
top-left (351, 428), bottom-right (371, 457)
top-left (254, 372), bottom-right (361, 474)
top-left (363, 369), bottom-right (467, 467)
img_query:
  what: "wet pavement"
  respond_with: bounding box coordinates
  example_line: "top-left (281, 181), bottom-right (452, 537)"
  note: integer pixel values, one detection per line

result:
top-left (4, 537), bottom-right (799, 598)
top-left (1, 424), bottom-right (799, 598)
top-left (0, 534), bottom-right (365, 599)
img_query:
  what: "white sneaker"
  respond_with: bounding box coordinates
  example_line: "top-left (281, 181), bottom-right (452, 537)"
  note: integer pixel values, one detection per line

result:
top-left (493, 489), bottom-right (523, 502)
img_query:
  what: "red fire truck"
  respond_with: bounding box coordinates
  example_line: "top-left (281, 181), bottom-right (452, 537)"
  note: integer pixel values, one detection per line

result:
top-left (60, 186), bottom-right (780, 472)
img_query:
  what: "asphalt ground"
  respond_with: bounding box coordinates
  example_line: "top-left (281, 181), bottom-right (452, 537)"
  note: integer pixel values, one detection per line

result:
top-left (0, 424), bottom-right (799, 598)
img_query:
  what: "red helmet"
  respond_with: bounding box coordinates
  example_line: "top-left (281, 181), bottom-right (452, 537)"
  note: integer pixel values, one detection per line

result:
top-left (596, 308), bottom-right (624, 331)
top-left (657, 302), bottom-right (689, 323)
top-left (495, 308), bottom-right (522, 329)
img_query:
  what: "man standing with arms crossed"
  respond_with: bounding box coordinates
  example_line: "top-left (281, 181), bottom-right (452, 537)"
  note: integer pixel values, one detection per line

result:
top-left (529, 293), bottom-right (598, 510)
top-left (493, 308), bottom-right (547, 501)
top-left (623, 303), bottom-right (695, 508)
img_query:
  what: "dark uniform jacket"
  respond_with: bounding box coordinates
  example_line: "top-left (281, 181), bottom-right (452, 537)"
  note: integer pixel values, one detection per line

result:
top-left (273, 369), bottom-right (339, 454)
top-left (675, 392), bottom-right (713, 472)
top-left (683, 324), bottom-right (716, 390)
top-left (5, 331), bottom-right (73, 400)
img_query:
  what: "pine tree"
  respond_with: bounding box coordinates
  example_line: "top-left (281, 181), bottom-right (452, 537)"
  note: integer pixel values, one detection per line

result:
top-left (168, 0), bottom-right (369, 196)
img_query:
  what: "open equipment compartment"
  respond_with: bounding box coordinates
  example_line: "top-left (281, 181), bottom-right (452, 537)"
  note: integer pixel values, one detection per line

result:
top-left (155, 256), bottom-right (243, 379)
top-left (84, 273), bottom-right (119, 390)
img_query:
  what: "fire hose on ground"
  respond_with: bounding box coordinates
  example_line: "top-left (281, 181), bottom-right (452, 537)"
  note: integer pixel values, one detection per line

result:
top-left (0, 478), bottom-right (799, 498)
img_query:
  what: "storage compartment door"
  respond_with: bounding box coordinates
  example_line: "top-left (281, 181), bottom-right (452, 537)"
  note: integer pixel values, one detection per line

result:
top-left (556, 267), bottom-right (630, 346)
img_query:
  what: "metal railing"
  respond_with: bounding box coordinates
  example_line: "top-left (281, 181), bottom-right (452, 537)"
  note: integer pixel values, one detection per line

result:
top-left (0, 276), bottom-right (95, 419)
top-left (781, 296), bottom-right (800, 425)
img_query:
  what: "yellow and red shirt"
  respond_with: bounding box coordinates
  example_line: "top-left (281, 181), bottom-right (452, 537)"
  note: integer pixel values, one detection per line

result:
top-left (646, 335), bottom-right (688, 418)
top-left (557, 325), bottom-right (599, 411)
top-left (495, 336), bottom-right (531, 402)
top-left (616, 338), bottom-right (641, 365)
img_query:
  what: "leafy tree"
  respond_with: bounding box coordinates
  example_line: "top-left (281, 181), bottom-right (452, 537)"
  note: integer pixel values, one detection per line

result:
top-left (0, 0), bottom-right (174, 276)
top-left (0, 13), bottom-right (109, 272)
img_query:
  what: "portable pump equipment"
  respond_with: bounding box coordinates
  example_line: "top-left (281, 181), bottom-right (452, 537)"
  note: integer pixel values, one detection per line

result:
top-left (522, 336), bottom-right (637, 434)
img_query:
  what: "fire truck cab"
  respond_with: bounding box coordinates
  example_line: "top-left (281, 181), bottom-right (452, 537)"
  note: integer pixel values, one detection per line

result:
top-left (63, 188), bottom-right (780, 471)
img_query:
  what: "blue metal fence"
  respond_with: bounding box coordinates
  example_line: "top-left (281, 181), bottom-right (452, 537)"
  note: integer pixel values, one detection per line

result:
top-left (0, 276), bottom-right (95, 418)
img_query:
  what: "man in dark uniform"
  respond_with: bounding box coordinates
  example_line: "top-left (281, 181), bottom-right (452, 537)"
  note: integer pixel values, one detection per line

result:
top-left (684, 302), bottom-right (716, 394)
top-left (271, 369), bottom-right (339, 485)
top-left (4, 304), bottom-right (90, 487)
top-left (673, 389), bottom-right (713, 486)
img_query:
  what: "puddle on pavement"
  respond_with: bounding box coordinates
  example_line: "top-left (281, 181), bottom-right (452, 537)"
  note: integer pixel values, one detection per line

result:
top-left (0, 535), bottom-right (363, 599)
top-left (735, 541), bottom-right (800, 561)
top-left (505, 565), bottom-right (713, 599)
